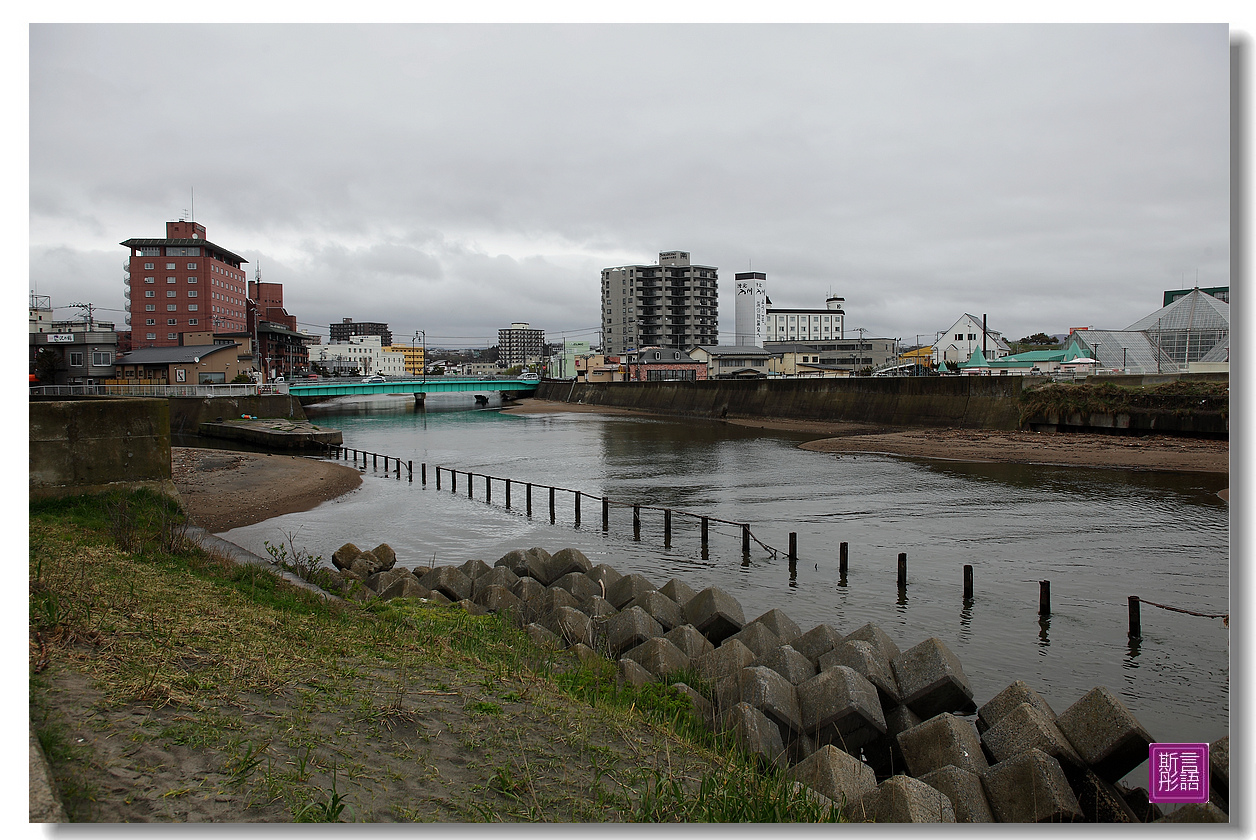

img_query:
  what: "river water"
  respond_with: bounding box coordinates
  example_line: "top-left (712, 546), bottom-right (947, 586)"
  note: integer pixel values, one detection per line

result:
top-left (218, 393), bottom-right (1229, 760)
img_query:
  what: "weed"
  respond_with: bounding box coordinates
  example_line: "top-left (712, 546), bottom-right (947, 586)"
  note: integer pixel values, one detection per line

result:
top-left (292, 765), bottom-right (350, 823)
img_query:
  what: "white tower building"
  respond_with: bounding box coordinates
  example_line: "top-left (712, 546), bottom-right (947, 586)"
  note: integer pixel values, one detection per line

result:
top-left (734, 271), bottom-right (767, 347)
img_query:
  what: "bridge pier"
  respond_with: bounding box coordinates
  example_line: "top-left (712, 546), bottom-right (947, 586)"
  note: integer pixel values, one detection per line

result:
top-left (414, 392), bottom-right (426, 408)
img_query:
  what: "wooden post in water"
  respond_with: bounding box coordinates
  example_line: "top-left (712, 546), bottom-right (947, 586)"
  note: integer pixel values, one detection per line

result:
top-left (701, 517), bottom-right (709, 550)
top-left (602, 496), bottom-right (609, 531)
top-left (897, 552), bottom-right (908, 588)
top-left (1128, 596), bottom-right (1142, 639)
top-left (1039, 580), bottom-right (1051, 616)
top-left (963, 565), bottom-right (974, 600)
top-left (486, 476), bottom-right (492, 504)
top-left (436, 466), bottom-right (441, 490)
top-left (742, 524), bottom-right (750, 555)
top-left (549, 487), bottom-right (555, 523)
top-left (840, 542), bottom-right (848, 578)
top-left (789, 532), bottom-right (797, 561)
top-left (574, 491), bottom-right (581, 526)
top-left (421, 463), bottom-right (426, 485)
top-left (451, 470), bottom-right (457, 493)
top-left (467, 472), bottom-right (473, 499)
top-left (526, 483), bottom-right (533, 517)
top-left (664, 509), bottom-right (672, 546)
top-left (373, 453), bottom-right (378, 470)
top-left (633, 505), bottom-right (641, 540)
top-left (505, 479), bottom-right (512, 510)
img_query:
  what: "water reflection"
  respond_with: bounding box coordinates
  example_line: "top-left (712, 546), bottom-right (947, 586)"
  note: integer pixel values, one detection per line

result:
top-left (1037, 616), bottom-right (1051, 650)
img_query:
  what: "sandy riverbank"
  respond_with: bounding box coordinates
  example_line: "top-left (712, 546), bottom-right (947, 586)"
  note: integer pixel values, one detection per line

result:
top-left (172, 447), bottom-right (363, 532)
top-left (504, 399), bottom-right (1229, 476)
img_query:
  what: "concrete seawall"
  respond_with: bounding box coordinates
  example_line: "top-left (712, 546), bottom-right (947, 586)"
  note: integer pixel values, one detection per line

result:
top-left (537, 378), bottom-right (1025, 430)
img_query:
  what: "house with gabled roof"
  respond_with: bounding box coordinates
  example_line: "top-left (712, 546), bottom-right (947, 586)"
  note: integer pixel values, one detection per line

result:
top-left (933, 314), bottom-right (1011, 368)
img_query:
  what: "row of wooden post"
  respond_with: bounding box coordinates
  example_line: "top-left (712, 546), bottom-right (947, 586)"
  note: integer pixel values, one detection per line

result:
top-left (331, 445), bottom-right (413, 481)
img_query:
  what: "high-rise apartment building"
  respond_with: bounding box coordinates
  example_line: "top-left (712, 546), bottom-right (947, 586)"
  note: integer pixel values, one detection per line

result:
top-left (121, 220), bottom-right (249, 348)
top-left (498, 322), bottom-right (545, 368)
top-left (601, 251), bottom-right (718, 355)
top-left (330, 318), bottom-right (393, 346)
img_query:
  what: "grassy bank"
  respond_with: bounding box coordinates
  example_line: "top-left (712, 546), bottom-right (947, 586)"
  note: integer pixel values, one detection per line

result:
top-left (1018, 380), bottom-right (1229, 427)
top-left (29, 489), bottom-right (841, 823)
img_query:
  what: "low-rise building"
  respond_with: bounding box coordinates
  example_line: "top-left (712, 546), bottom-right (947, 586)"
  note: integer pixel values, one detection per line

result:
top-left (764, 338), bottom-right (897, 374)
top-left (623, 347), bottom-right (707, 382)
top-left (688, 345), bottom-right (772, 379)
top-left (933, 314), bottom-right (1012, 368)
top-left (112, 341), bottom-right (248, 385)
top-left (311, 334), bottom-right (406, 376)
top-left (31, 326), bottom-right (120, 386)
top-left (581, 354), bottom-right (625, 383)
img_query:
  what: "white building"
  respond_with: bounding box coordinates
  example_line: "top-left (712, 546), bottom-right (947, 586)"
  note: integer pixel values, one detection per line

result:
top-left (764, 296), bottom-right (845, 342)
top-left (311, 334), bottom-right (407, 376)
top-left (734, 271), bottom-right (767, 346)
top-left (933, 314), bottom-right (1011, 367)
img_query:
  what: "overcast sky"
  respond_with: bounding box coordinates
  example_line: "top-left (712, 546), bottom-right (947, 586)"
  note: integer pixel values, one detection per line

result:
top-left (27, 21), bottom-right (1231, 349)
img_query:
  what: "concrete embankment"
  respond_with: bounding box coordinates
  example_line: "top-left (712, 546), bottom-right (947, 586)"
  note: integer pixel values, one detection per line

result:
top-left (538, 378), bottom-right (1024, 430)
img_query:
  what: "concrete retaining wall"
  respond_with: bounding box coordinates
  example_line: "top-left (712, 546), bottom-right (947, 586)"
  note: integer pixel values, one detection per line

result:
top-left (29, 398), bottom-right (175, 499)
top-left (537, 378), bottom-right (1024, 430)
top-left (167, 394), bottom-right (308, 435)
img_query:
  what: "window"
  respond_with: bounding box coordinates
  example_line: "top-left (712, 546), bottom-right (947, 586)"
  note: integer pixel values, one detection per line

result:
top-left (168, 319), bottom-right (177, 325)
top-left (146, 319), bottom-right (155, 326)
top-left (968, 333), bottom-right (976, 341)
top-left (188, 319), bottom-right (198, 325)
top-left (144, 276), bottom-right (155, 284)
top-left (187, 263), bottom-right (197, 269)
top-left (145, 290), bottom-right (155, 298)
top-left (168, 333), bottom-right (178, 340)
top-left (168, 276), bottom-right (177, 283)
top-left (140, 248), bottom-right (159, 257)
top-left (187, 277), bottom-right (197, 283)
top-left (166, 263), bottom-right (176, 270)
top-left (167, 290), bottom-right (177, 297)
top-left (92, 351), bottom-right (112, 366)
top-left (188, 304), bottom-right (198, 311)
top-left (955, 333), bottom-right (963, 340)
top-left (146, 333), bottom-right (156, 340)
top-left (167, 304), bottom-right (177, 311)
top-left (69, 352), bottom-right (84, 366)
top-left (145, 304), bottom-right (155, 311)
top-left (188, 290), bottom-right (197, 297)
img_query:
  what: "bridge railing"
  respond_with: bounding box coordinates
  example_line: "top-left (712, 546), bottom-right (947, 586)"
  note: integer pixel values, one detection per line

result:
top-left (30, 383), bottom-right (289, 398)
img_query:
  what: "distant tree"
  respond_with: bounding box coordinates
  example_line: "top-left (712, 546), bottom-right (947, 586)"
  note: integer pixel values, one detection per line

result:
top-left (1017, 333), bottom-right (1060, 347)
top-left (35, 347), bottom-right (61, 383)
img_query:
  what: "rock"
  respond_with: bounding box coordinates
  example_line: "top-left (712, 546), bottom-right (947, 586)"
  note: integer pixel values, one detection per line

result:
top-left (659, 578), bottom-right (698, 608)
top-left (693, 639), bottom-right (756, 695)
top-left (617, 656), bottom-right (653, 689)
top-left (511, 576), bottom-right (546, 602)
top-left (683, 586), bottom-right (746, 645)
top-left (736, 665), bottom-right (804, 741)
top-left (723, 622), bottom-right (783, 660)
top-left (1054, 686), bottom-right (1153, 783)
top-left (864, 703), bottom-right (922, 778)
top-left (851, 774), bottom-right (956, 823)
top-left (918, 766), bottom-right (994, 823)
top-left (370, 543), bottom-right (397, 570)
top-left (1061, 765), bottom-right (1142, 823)
top-left (524, 622), bottom-right (563, 649)
top-left (458, 557), bottom-right (492, 580)
top-left (379, 576), bottom-right (434, 602)
top-left (787, 744), bottom-right (878, 810)
top-left (543, 605), bottom-right (594, 648)
top-left (753, 644), bottom-right (817, 686)
top-left (1210, 735), bottom-right (1228, 812)
top-left (980, 748), bottom-right (1083, 823)
top-left (624, 637), bottom-right (691, 678)
top-left (550, 572), bottom-right (603, 605)
top-left (331, 542), bottom-right (361, 571)
top-left (471, 566), bottom-right (520, 599)
top-left (472, 584), bottom-right (525, 620)
top-left (568, 643), bottom-right (604, 668)
top-left (526, 587), bottom-right (581, 626)
top-left (549, 547), bottom-right (592, 577)
top-left (796, 665), bottom-right (886, 755)
top-left (820, 640), bottom-right (901, 709)
top-left (596, 605), bottom-right (664, 658)
top-left (1117, 783), bottom-right (1163, 822)
top-left (522, 547), bottom-right (562, 586)
top-left (747, 608), bottom-right (802, 645)
top-left (891, 637), bottom-right (976, 719)
top-left (495, 548), bottom-right (532, 577)
top-left (982, 701), bottom-right (1084, 770)
top-left (586, 563), bottom-right (623, 594)
top-left (455, 598), bottom-right (489, 616)
top-left (792, 624), bottom-right (845, 665)
top-left (671, 682), bottom-right (715, 729)
top-left (897, 712), bottom-right (989, 777)
top-left (578, 595), bottom-right (619, 620)
top-left (843, 622), bottom-right (901, 664)
top-left (977, 679), bottom-right (1058, 735)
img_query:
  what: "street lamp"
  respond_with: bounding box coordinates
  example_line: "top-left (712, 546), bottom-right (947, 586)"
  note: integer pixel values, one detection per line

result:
top-left (414, 330), bottom-right (426, 389)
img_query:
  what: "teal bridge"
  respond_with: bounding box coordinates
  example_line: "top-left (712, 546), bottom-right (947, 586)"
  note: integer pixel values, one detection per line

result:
top-left (285, 376), bottom-right (540, 401)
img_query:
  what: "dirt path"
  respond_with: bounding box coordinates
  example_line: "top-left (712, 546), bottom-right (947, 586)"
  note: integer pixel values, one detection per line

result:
top-left (172, 448), bottom-right (363, 533)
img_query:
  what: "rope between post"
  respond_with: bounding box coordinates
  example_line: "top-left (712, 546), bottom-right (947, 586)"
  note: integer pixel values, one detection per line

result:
top-left (1136, 597), bottom-right (1228, 623)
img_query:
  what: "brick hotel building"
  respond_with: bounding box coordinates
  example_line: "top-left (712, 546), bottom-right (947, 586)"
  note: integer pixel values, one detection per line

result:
top-left (122, 220), bottom-right (249, 348)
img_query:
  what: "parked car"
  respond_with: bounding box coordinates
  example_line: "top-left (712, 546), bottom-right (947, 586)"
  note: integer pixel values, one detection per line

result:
top-left (362, 374), bottom-right (386, 383)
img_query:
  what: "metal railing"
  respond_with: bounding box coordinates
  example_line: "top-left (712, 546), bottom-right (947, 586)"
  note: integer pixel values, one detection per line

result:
top-left (29, 383), bottom-right (290, 398)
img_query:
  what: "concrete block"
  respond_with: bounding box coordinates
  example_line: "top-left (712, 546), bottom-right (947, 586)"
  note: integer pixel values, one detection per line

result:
top-left (786, 731), bottom-right (818, 766)
top-left (457, 557), bottom-right (492, 580)
top-left (980, 748), bottom-right (1083, 823)
top-left (549, 547), bottom-right (592, 577)
top-left (1154, 802), bottom-right (1228, 823)
top-left (753, 644), bottom-right (817, 686)
top-left (897, 712), bottom-right (989, 777)
top-left (471, 583), bottom-right (525, 617)
top-left (367, 566), bottom-right (411, 593)
top-left (522, 547), bottom-right (561, 586)
top-left (568, 642), bottom-right (604, 669)
top-left (625, 637), bottom-right (691, 678)
top-left (578, 595), bottom-right (619, 620)
top-left (331, 542), bottom-right (361, 570)
top-left (1117, 784), bottom-right (1163, 823)
top-left (456, 598), bottom-right (489, 616)
top-left (723, 622), bottom-right (783, 660)
top-left (724, 702), bottom-right (787, 770)
top-left (820, 640), bottom-right (901, 709)
top-left (852, 774), bottom-right (956, 823)
top-left (671, 682), bottom-right (715, 729)
top-left (550, 571), bottom-right (603, 605)
top-left (787, 744), bottom-right (878, 810)
top-left (864, 703), bottom-right (922, 778)
top-left (510, 576), bottom-right (546, 602)
top-left (1210, 734), bottom-right (1228, 812)
top-left (626, 590), bottom-right (685, 631)
top-left (683, 586), bottom-right (746, 645)
top-left (844, 622), bottom-right (901, 664)
top-left (919, 766), bottom-right (994, 823)
top-left (495, 548), bottom-right (532, 576)
top-left (586, 563), bottom-right (623, 593)
top-left (544, 605), bottom-right (594, 648)
top-left (796, 665), bottom-right (887, 754)
top-left (1054, 686), bottom-right (1153, 783)
top-left (748, 608), bottom-right (802, 645)
top-left (617, 657), bottom-right (653, 689)
top-left (982, 701), bottom-right (1083, 769)
top-left (524, 622), bottom-right (563, 649)
top-left (526, 586), bottom-right (581, 625)
top-left (977, 679), bottom-right (1058, 735)
top-left (792, 624), bottom-right (845, 665)
top-left (663, 624), bottom-right (715, 661)
top-left (378, 575), bottom-right (434, 602)
top-left (606, 573), bottom-right (658, 609)
top-left (891, 637), bottom-right (976, 719)
top-left (596, 605), bottom-right (664, 658)
top-left (659, 577), bottom-right (698, 608)
top-left (737, 665), bottom-right (803, 740)
top-left (694, 640), bottom-right (756, 704)
top-left (1061, 765), bottom-right (1141, 823)
top-left (417, 565), bottom-right (472, 603)
top-left (471, 565), bottom-right (520, 599)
